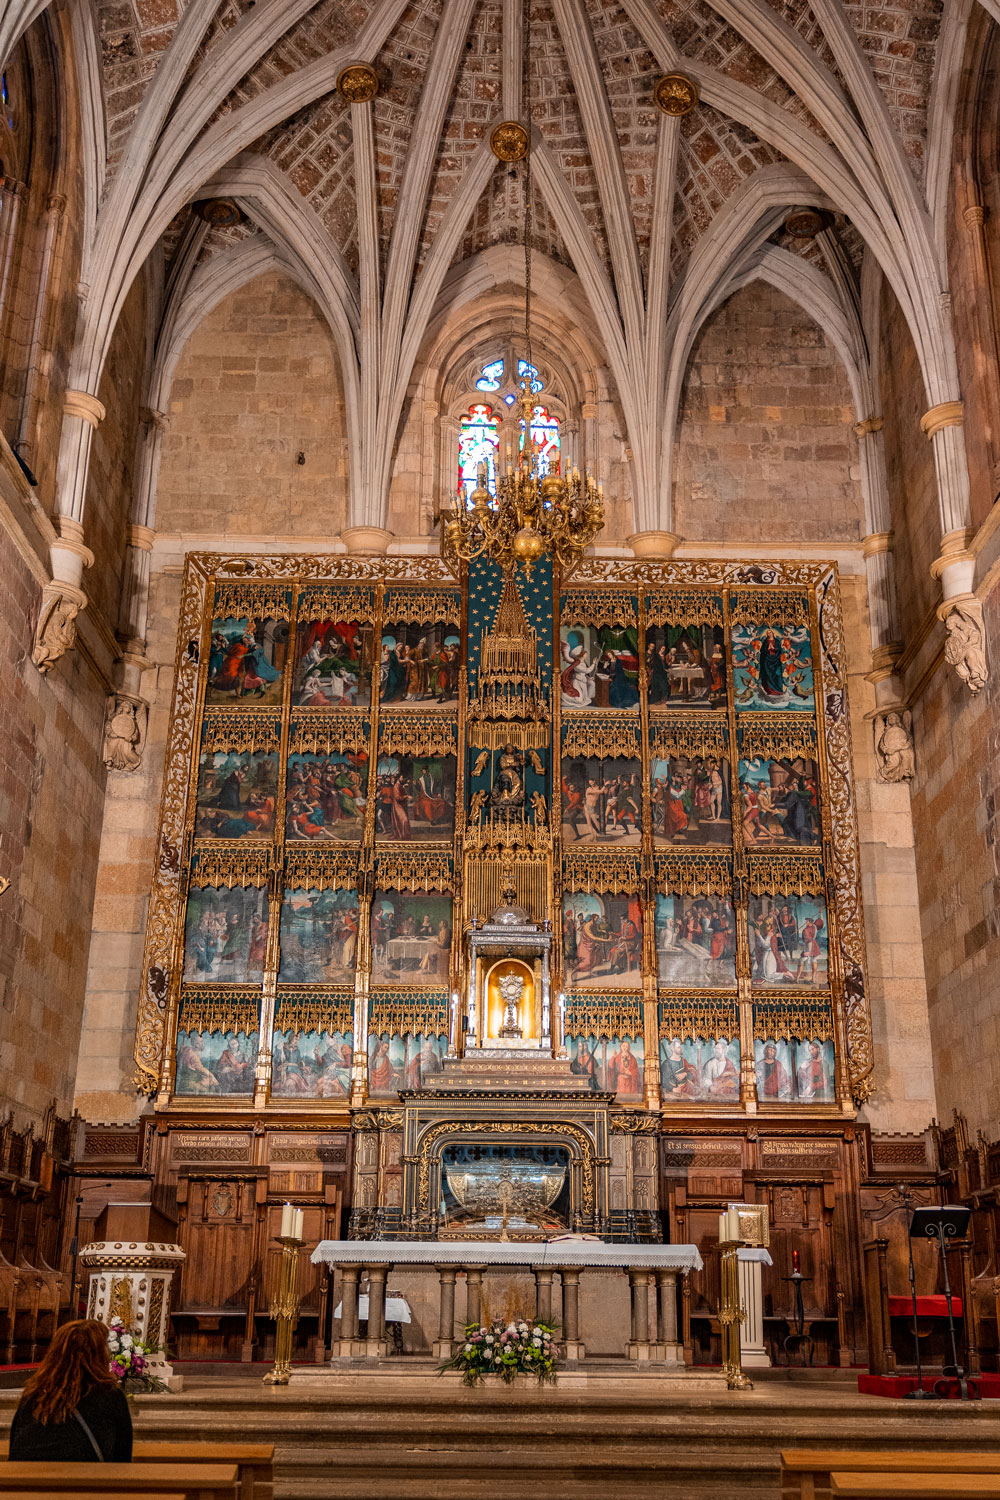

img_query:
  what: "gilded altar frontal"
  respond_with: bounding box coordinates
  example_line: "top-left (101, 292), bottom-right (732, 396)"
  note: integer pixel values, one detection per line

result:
top-left (6, 0), bottom-right (1000, 1455)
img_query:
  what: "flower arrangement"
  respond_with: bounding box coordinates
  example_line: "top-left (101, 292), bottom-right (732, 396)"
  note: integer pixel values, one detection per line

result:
top-left (442, 1319), bottom-right (560, 1386)
top-left (106, 1316), bottom-right (167, 1395)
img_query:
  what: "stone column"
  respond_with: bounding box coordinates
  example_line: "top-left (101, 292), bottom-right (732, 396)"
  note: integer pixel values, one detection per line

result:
top-left (434, 1265), bottom-right (457, 1358)
top-left (365, 1265), bottom-right (390, 1356)
top-left (626, 1268), bottom-right (652, 1361)
top-left (33, 389), bottom-right (103, 672)
top-left (465, 1267), bottom-right (483, 1328)
top-left (534, 1267), bottom-right (554, 1325)
top-left (921, 401), bottom-right (988, 693)
top-left (961, 202), bottom-right (1000, 490)
top-left (337, 1264), bottom-right (360, 1356)
top-left (737, 1253), bottom-right (770, 1369)
top-left (80, 1240), bottom-right (185, 1390)
top-left (560, 1268), bottom-right (584, 1360)
top-left (652, 1268), bottom-right (680, 1363)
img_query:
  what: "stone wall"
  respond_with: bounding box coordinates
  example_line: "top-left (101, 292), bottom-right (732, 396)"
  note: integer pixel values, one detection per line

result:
top-left (0, 510), bottom-right (108, 1129)
top-left (878, 281), bottom-right (939, 646)
top-left (906, 581), bottom-right (1000, 1136)
top-left (673, 283), bottom-right (863, 544)
top-left (155, 273), bottom-right (348, 541)
top-left (75, 569), bottom-right (182, 1121)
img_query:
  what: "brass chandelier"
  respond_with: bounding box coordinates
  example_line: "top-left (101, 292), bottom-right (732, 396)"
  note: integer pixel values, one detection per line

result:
top-left (440, 0), bottom-right (605, 577)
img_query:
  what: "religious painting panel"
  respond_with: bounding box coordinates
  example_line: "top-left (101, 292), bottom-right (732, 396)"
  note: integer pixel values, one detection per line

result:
top-left (731, 589), bottom-right (814, 711)
top-left (659, 1034), bottom-right (741, 1103)
top-left (174, 990), bottom-right (260, 1097)
top-left (566, 1032), bottom-right (645, 1098)
top-left (739, 756), bottom-right (820, 847)
top-left (277, 887), bottom-right (360, 983)
top-left (559, 623), bottom-right (640, 710)
top-left (654, 893), bottom-right (737, 988)
top-left (748, 893), bottom-right (828, 987)
top-left (793, 1037), bottom-right (836, 1100)
top-left (645, 622), bottom-right (726, 708)
top-left (375, 755), bottom-right (456, 841)
top-left (560, 756), bottom-right (642, 846)
top-left (195, 750), bottom-right (278, 840)
top-left (206, 614), bottom-right (289, 705)
top-left (293, 618), bottom-right (373, 707)
top-left (650, 755), bottom-right (731, 846)
top-left (271, 993), bottom-right (354, 1100)
top-left (286, 751), bottom-right (368, 841)
top-left (183, 885), bottom-right (268, 984)
top-left (380, 621), bottom-right (461, 707)
top-left (561, 893), bottom-right (643, 989)
top-left (367, 1031), bottom-right (449, 1096)
top-left (753, 1037), bottom-right (796, 1101)
top-left (370, 889), bottom-right (454, 986)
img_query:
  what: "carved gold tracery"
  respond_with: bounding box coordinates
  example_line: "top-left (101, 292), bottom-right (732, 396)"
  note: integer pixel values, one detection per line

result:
top-left (416, 1119), bottom-right (596, 1213)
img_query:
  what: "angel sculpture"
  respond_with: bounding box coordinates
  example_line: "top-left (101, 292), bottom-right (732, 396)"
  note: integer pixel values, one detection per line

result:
top-left (469, 788), bottom-right (489, 823)
top-left (530, 789), bottom-right (548, 826)
top-left (528, 749), bottom-right (544, 774)
top-left (472, 750), bottom-right (490, 778)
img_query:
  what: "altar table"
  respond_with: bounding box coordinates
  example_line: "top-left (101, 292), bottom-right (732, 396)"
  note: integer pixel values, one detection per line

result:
top-left (312, 1239), bottom-right (702, 1362)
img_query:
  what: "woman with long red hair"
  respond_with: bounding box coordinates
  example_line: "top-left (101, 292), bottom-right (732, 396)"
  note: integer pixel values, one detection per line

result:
top-left (9, 1319), bottom-right (132, 1462)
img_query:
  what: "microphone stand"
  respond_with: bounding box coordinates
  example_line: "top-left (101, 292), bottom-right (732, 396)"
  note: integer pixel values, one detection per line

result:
top-left (894, 1183), bottom-right (934, 1400)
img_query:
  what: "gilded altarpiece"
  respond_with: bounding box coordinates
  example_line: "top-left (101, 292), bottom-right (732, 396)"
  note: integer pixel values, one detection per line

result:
top-left (136, 553), bottom-right (872, 1122)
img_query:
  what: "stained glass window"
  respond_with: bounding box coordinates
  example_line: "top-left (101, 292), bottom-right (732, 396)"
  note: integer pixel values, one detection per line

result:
top-left (517, 359), bottom-right (544, 393)
top-left (475, 358), bottom-right (504, 392)
top-left (458, 404), bottom-right (499, 504)
top-left (524, 405), bottom-right (560, 476)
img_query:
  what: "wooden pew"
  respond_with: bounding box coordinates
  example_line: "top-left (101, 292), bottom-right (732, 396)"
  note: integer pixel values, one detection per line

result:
top-left (134, 1442), bottom-right (274, 1500)
top-left (830, 1475), bottom-right (1000, 1498)
top-left (782, 1451), bottom-right (1000, 1499)
top-left (0, 1439), bottom-right (273, 1500)
top-left (0, 1460), bottom-right (238, 1498)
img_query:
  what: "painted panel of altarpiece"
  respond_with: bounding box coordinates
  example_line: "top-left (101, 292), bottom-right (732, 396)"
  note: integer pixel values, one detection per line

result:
top-left (137, 556), bottom-right (871, 1111)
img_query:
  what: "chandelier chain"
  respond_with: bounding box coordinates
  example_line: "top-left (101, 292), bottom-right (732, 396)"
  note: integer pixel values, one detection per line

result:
top-left (523, 0), bottom-right (533, 382)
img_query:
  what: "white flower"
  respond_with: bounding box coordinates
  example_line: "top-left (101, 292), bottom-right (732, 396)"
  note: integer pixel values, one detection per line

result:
top-left (120, 1335), bottom-right (134, 1350)
top-left (484, 1349), bottom-right (493, 1360)
top-left (485, 1334), bottom-right (494, 1344)
top-left (519, 1322), bottom-right (528, 1332)
top-left (464, 1343), bottom-right (472, 1352)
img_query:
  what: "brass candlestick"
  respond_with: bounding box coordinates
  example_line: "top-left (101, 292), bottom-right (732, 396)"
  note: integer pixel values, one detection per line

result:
top-left (718, 1238), bottom-right (752, 1390)
top-left (263, 1234), bottom-right (303, 1386)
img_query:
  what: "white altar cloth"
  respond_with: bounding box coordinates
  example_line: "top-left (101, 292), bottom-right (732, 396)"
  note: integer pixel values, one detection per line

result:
top-left (334, 1296), bottom-right (412, 1324)
top-left (312, 1239), bottom-right (703, 1272)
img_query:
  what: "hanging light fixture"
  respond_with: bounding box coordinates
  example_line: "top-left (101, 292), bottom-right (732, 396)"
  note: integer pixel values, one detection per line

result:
top-left (441, 0), bottom-right (605, 577)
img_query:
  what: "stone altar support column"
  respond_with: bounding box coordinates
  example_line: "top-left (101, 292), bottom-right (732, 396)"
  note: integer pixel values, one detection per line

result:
top-left (559, 1269), bottom-right (584, 1360)
top-left (337, 1265), bottom-right (360, 1357)
top-left (80, 1240), bottom-right (184, 1389)
top-left (534, 1267), bottom-right (554, 1324)
top-left (737, 1248), bottom-right (772, 1368)
top-left (627, 1268), bottom-right (652, 1361)
top-left (434, 1265), bottom-right (457, 1357)
top-left (365, 1265), bottom-right (390, 1356)
top-left (651, 1268), bottom-right (681, 1363)
top-left (465, 1267), bottom-right (483, 1327)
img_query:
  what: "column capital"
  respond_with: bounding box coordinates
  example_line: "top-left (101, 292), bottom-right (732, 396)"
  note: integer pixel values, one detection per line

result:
top-left (861, 530), bottom-right (893, 558)
top-left (581, 402), bottom-right (599, 420)
top-left (64, 389), bottom-right (106, 427)
top-left (854, 416), bottom-right (884, 438)
top-left (341, 525), bottom-right (393, 555)
top-left (920, 400), bottom-right (964, 438)
top-left (628, 530), bottom-right (681, 560)
top-left (929, 526), bottom-right (974, 582)
top-left (963, 203), bottom-right (985, 230)
top-left (128, 523), bottom-right (156, 551)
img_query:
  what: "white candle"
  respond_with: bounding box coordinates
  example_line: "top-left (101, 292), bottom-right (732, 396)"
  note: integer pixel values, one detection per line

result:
top-left (727, 1206), bottom-right (741, 1241)
top-left (280, 1203), bottom-right (293, 1238)
top-left (719, 1211), bottom-right (727, 1242)
top-left (294, 1207), bottom-right (305, 1241)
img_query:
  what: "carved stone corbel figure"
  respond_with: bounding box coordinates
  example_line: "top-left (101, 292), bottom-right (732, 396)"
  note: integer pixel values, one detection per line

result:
top-left (873, 708), bottom-right (914, 783)
top-left (32, 584), bottom-right (86, 673)
top-left (941, 597), bottom-right (988, 694)
top-left (103, 693), bottom-right (148, 773)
